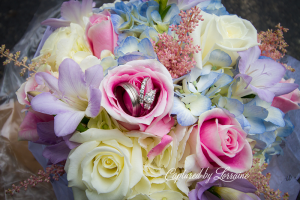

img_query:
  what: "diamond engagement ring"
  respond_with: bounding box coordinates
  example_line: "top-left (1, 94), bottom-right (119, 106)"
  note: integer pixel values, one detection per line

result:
top-left (114, 83), bottom-right (141, 117)
top-left (139, 77), bottom-right (157, 110)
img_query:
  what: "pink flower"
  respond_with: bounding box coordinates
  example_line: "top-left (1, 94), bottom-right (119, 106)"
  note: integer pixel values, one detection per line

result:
top-left (86, 10), bottom-right (118, 59)
top-left (271, 78), bottom-right (300, 113)
top-left (19, 110), bottom-right (54, 141)
top-left (186, 108), bottom-right (252, 173)
top-left (16, 65), bottom-right (51, 106)
top-left (100, 59), bottom-right (174, 137)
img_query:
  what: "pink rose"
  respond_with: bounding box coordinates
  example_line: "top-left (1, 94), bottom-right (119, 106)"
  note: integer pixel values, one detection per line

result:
top-left (186, 108), bottom-right (252, 173)
top-left (16, 65), bottom-right (51, 105)
top-left (100, 59), bottom-right (174, 137)
top-left (271, 78), bottom-right (300, 113)
top-left (86, 10), bottom-right (118, 59)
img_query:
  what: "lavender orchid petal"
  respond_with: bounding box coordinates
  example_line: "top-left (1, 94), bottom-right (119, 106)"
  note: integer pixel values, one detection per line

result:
top-left (36, 121), bottom-right (58, 144)
top-left (63, 135), bottom-right (80, 149)
top-left (85, 86), bottom-right (102, 118)
top-left (267, 82), bottom-right (299, 96)
top-left (201, 191), bottom-right (220, 200)
top-left (41, 18), bottom-right (71, 28)
top-left (249, 85), bottom-right (275, 102)
top-left (237, 45), bottom-right (261, 74)
top-left (58, 59), bottom-right (87, 99)
top-left (235, 74), bottom-right (252, 88)
top-left (43, 141), bottom-right (71, 164)
top-left (61, 0), bottom-right (84, 26)
top-left (54, 111), bottom-right (85, 137)
top-left (85, 64), bottom-right (103, 88)
top-left (250, 59), bottom-right (286, 87)
top-left (31, 92), bottom-right (77, 115)
top-left (35, 72), bottom-right (60, 94)
top-left (81, 0), bottom-right (93, 17)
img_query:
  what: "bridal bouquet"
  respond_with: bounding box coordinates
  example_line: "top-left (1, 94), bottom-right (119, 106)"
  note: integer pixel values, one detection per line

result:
top-left (3, 0), bottom-right (299, 199)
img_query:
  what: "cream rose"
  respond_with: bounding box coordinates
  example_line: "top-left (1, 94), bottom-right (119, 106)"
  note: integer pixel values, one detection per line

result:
top-left (34, 23), bottom-right (98, 72)
top-left (65, 128), bottom-right (143, 200)
top-left (190, 12), bottom-right (259, 69)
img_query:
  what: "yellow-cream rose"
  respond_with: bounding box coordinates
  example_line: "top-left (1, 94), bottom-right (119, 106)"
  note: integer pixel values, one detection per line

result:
top-left (190, 12), bottom-right (259, 69)
top-left (34, 23), bottom-right (97, 72)
top-left (65, 128), bottom-right (143, 200)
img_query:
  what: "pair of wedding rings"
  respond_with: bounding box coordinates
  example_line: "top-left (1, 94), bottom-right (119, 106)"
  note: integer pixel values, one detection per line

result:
top-left (114, 77), bottom-right (157, 117)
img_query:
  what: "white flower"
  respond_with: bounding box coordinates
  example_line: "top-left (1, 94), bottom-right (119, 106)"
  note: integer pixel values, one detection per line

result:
top-left (65, 128), bottom-right (143, 200)
top-left (34, 23), bottom-right (97, 72)
top-left (125, 124), bottom-right (191, 199)
top-left (190, 12), bottom-right (259, 69)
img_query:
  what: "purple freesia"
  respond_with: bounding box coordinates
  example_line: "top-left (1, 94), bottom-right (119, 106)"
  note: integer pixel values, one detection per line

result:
top-left (36, 120), bottom-right (79, 164)
top-left (189, 170), bottom-right (260, 200)
top-left (41, 0), bottom-right (93, 28)
top-left (235, 46), bottom-right (298, 102)
top-left (31, 58), bottom-right (103, 137)
top-left (168, 0), bottom-right (209, 10)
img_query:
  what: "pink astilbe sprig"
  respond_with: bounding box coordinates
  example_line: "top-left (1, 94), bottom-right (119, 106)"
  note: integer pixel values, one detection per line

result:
top-left (258, 24), bottom-right (294, 72)
top-left (152, 7), bottom-right (203, 78)
top-left (244, 157), bottom-right (289, 200)
top-left (5, 163), bottom-right (65, 196)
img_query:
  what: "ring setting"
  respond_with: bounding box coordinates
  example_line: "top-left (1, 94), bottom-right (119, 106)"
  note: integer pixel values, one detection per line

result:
top-left (115, 77), bottom-right (157, 116)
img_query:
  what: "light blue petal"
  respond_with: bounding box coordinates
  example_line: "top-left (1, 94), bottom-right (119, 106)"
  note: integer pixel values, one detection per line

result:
top-left (218, 97), bottom-right (244, 117)
top-left (138, 38), bottom-right (157, 58)
top-left (264, 106), bottom-right (285, 127)
top-left (111, 14), bottom-right (125, 34)
top-left (189, 95), bottom-right (211, 116)
top-left (115, 1), bottom-right (131, 12)
top-left (151, 10), bottom-right (162, 22)
top-left (251, 131), bottom-right (276, 147)
top-left (188, 67), bottom-right (202, 82)
top-left (276, 115), bottom-right (294, 138)
top-left (206, 73), bottom-right (233, 97)
top-left (116, 36), bottom-right (139, 56)
top-left (208, 49), bottom-right (232, 68)
top-left (174, 105), bottom-right (198, 127)
top-left (172, 98), bottom-right (198, 126)
top-left (140, 27), bottom-right (159, 42)
top-left (146, 5), bottom-right (159, 24)
top-left (247, 117), bottom-right (266, 134)
top-left (188, 82), bottom-right (198, 93)
top-left (111, 9), bottom-right (127, 19)
top-left (196, 72), bottom-right (222, 92)
top-left (235, 114), bottom-right (251, 132)
top-left (118, 52), bottom-right (153, 65)
top-left (162, 4), bottom-right (180, 22)
top-left (118, 13), bottom-right (134, 31)
top-left (264, 121), bottom-right (279, 132)
top-left (243, 104), bottom-right (268, 119)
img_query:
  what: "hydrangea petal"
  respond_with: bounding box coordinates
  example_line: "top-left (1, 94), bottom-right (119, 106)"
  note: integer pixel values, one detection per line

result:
top-left (208, 49), bottom-right (232, 68)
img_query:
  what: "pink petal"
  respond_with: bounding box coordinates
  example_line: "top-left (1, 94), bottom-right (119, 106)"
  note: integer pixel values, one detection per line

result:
top-left (87, 19), bottom-right (118, 58)
top-left (147, 135), bottom-right (173, 160)
top-left (271, 96), bottom-right (300, 113)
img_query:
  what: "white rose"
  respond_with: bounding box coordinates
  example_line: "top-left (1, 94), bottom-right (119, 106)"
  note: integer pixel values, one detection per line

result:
top-left (65, 128), bottom-right (143, 200)
top-left (191, 12), bottom-right (259, 69)
top-left (34, 23), bottom-right (98, 72)
top-left (125, 124), bottom-right (191, 199)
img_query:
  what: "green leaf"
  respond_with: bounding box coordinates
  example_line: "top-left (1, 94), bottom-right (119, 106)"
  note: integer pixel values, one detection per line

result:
top-left (161, 5), bottom-right (171, 21)
top-left (242, 94), bottom-right (256, 98)
top-left (159, 0), bottom-right (169, 15)
top-left (76, 123), bottom-right (88, 132)
top-left (207, 187), bottom-right (222, 199)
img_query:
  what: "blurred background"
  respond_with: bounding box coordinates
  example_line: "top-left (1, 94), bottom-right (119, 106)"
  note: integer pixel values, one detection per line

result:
top-left (0, 0), bottom-right (299, 199)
